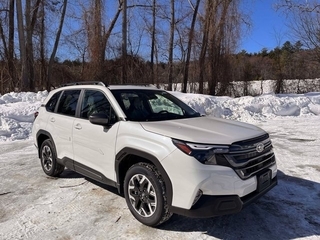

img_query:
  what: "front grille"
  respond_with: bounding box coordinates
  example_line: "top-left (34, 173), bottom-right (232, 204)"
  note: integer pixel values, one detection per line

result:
top-left (224, 134), bottom-right (276, 179)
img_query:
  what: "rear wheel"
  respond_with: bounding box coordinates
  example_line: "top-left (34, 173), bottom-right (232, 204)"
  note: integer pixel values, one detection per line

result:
top-left (124, 163), bottom-right (172, 226)
top-left (40, 139), bottom-right (64, 177)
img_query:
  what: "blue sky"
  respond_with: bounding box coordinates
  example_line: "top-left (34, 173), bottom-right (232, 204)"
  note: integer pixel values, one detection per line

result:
top-left (239, 0), bottom-right (291, 53)
top-left (58, 0), bottom-right (292, 60)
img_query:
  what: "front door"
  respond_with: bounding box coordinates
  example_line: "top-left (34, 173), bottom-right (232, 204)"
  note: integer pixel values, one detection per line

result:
top-left (72, 89), bottom-right (119, 182)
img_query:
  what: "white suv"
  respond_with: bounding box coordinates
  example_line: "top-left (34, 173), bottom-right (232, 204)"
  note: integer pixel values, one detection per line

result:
top-left (32, 82), bottom-right (277, 226)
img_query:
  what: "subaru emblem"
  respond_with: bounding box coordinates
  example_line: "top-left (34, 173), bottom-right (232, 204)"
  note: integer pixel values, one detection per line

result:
top-left (256, 143), bottom-right (264, 153)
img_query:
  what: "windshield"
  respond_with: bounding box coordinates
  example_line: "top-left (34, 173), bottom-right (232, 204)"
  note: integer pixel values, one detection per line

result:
top-left (111, 89), bottom-right (200, 121)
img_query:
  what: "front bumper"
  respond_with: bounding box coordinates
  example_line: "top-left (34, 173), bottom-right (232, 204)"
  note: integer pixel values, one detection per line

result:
top-left (169, 175), bottom-right (277, 218)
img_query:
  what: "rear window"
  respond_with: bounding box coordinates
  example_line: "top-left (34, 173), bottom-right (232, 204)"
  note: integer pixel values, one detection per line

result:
top-left (57, 90), bottom-right (81, 117)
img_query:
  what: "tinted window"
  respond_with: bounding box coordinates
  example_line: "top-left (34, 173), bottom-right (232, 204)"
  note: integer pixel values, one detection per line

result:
top-left (46, 91), bottom-right (61, 112)
top-left (80, 90), bottom-right (117, 123)
top-left (57, 90), bottom-right (81, 117)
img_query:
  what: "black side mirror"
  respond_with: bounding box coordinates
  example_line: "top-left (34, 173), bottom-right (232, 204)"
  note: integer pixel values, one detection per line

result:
top-left (89, 113), bottom-right (109, 126)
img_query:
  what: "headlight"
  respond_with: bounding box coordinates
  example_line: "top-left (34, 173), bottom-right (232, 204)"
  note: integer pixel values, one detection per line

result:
top-left (172, 139), bottom-right (229, 165)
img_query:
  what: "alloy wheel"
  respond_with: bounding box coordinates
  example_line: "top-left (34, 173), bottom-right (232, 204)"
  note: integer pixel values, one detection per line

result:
top-left (128, 174), bottom-right (157, 217)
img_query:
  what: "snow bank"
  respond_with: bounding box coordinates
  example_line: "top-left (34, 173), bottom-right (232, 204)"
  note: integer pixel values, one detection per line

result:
top-left (0, 91), bottom-right (48, 141)
top-left (1, 89), bottom-right (320, 142)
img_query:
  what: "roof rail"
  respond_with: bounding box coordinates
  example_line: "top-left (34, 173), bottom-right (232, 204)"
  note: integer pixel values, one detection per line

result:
top-left (59, 81), bottom-right (106, 87)
top-left (107, 83), bottom-right (158, 88)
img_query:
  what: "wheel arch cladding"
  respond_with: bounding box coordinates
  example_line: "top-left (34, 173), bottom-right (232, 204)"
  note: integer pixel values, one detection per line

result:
top-left (115, 147), bottom-right (173, 206)
top-left (36, 130), bottom-right (54, 158)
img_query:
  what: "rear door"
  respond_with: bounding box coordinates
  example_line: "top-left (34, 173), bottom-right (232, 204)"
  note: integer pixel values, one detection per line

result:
top-left (72, 89), bottom-right (119, 182)
top-left (46, 89), bottom-right (81, 161)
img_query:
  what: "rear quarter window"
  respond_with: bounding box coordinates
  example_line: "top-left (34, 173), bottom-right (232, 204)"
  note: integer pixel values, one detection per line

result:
top-left (45, 91), bottom-right (61, 112)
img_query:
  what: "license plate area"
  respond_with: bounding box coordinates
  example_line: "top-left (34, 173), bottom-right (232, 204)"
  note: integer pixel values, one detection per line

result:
top-left (257, 170), bottom-right (271, 192)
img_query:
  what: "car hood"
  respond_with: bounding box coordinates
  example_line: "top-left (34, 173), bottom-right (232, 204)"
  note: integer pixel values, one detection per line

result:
top-left (140, 117), bottom-right (266, 145)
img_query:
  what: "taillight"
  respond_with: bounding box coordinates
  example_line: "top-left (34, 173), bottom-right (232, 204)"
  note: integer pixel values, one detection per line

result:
top-left (34, 111), bottom-right (39, 119)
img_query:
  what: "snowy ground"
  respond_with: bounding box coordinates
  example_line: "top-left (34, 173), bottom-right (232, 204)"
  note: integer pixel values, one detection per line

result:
top-left (0, 90), bottom-right (320, 239)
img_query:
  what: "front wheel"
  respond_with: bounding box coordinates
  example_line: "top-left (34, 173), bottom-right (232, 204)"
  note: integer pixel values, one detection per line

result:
top-left (40, 139), bottom-right (64, 177)
top-left (124, 163), bottom-right (172, 226)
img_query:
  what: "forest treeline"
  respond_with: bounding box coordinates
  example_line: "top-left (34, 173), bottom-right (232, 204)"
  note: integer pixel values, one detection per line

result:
top-left (0, 0), bottom-right (320, 96)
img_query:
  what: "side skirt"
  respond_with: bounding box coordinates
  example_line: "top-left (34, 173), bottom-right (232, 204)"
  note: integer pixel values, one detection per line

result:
top-left (57, 157), bottom-right (117, 188)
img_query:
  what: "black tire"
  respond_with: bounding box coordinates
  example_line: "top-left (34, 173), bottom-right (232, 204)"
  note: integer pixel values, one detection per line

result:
top-left (124, 163), bottom-right (172, 227)
top-left (40, 139), bottom-right (64, 177)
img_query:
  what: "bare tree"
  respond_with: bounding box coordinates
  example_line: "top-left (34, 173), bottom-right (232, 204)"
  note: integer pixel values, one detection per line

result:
top-left (182, 0), bottom-right (200, 93)
top-left (47, 0), bottom-right (68, 90)
top-left (122, 0), bottom-right (127, 84)
top-left (15, 0), bottom-right (42, 91)
top-left (279, 0), bottom-right (320, 61)
top-left (8, 0), bottom-right (15, 90)
top-left (167, 0), bottom-right (175, 91)
top-left (26, 0), bottom-right (42, 90)
top-left (85, 0), bottom-right (123, 82)
top-left (278, 0), bottom-right (320, 13)
top-left (16, 0), bottom-right (28, 90)
top-left (39, 1), bottom-right (46, 88)
top-left (198, 0), bottom-right (211, 94)
top-left (198, 0), bottom-right (241, 95)
top-left (0, 0), bottom-right (16, 92)
top-left (150, 0), bottom-right (156, 84)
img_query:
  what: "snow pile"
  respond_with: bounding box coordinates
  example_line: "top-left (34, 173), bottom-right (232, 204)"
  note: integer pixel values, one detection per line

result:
top-left (1, 90), bottom-right (320, 142)
top-left (0, 91), bottom-right (48, 141)
top-left (172, 91), bottom-right (320, 123)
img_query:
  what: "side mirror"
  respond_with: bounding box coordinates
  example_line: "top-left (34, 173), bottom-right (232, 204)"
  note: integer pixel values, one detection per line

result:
top-left (89, 113), bottom-right (109, 126)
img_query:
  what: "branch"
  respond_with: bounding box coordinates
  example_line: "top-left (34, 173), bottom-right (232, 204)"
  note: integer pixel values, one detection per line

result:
top-left (102, 2), bottom-right (123, 46)
top-left (127, 4), bottom-right (153, 9)
top-left (188, 0), bottom-right (195, 11)
top-left (278, 1), bottom-right (320, 13)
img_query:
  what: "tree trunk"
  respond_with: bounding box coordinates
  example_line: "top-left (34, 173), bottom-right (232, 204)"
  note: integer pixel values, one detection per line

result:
top-left (122, 0), bottom-right (127, 84)
top-left (198, 1), bottom-right (211, 94)
top-left (150, 0), bottom-right (156, 85)
top-left (0, 20), bottom-right (8, 60)
top-left (47, 0), bottom-right (68, 90)
top-left (40, 1), bottom-right (46, 89)
top-left (183, 0), bottom-right (200, 93)
top-left (85, 0), bottom-right (122, 83)
top-left (16, 0), bottom-right (28, 91)
top-left (25, 0), bottom-right (34, 91)
top-left (0, 19), bottom-right (9, 92)
top-left (8, 0), bottom-right (15, 91)
top-left (168, 0), bottom-right (175, 91)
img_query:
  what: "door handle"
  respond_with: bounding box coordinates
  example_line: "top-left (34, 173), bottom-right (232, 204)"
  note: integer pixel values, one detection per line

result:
top-left (74, 123), bottom-right (82, 130)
